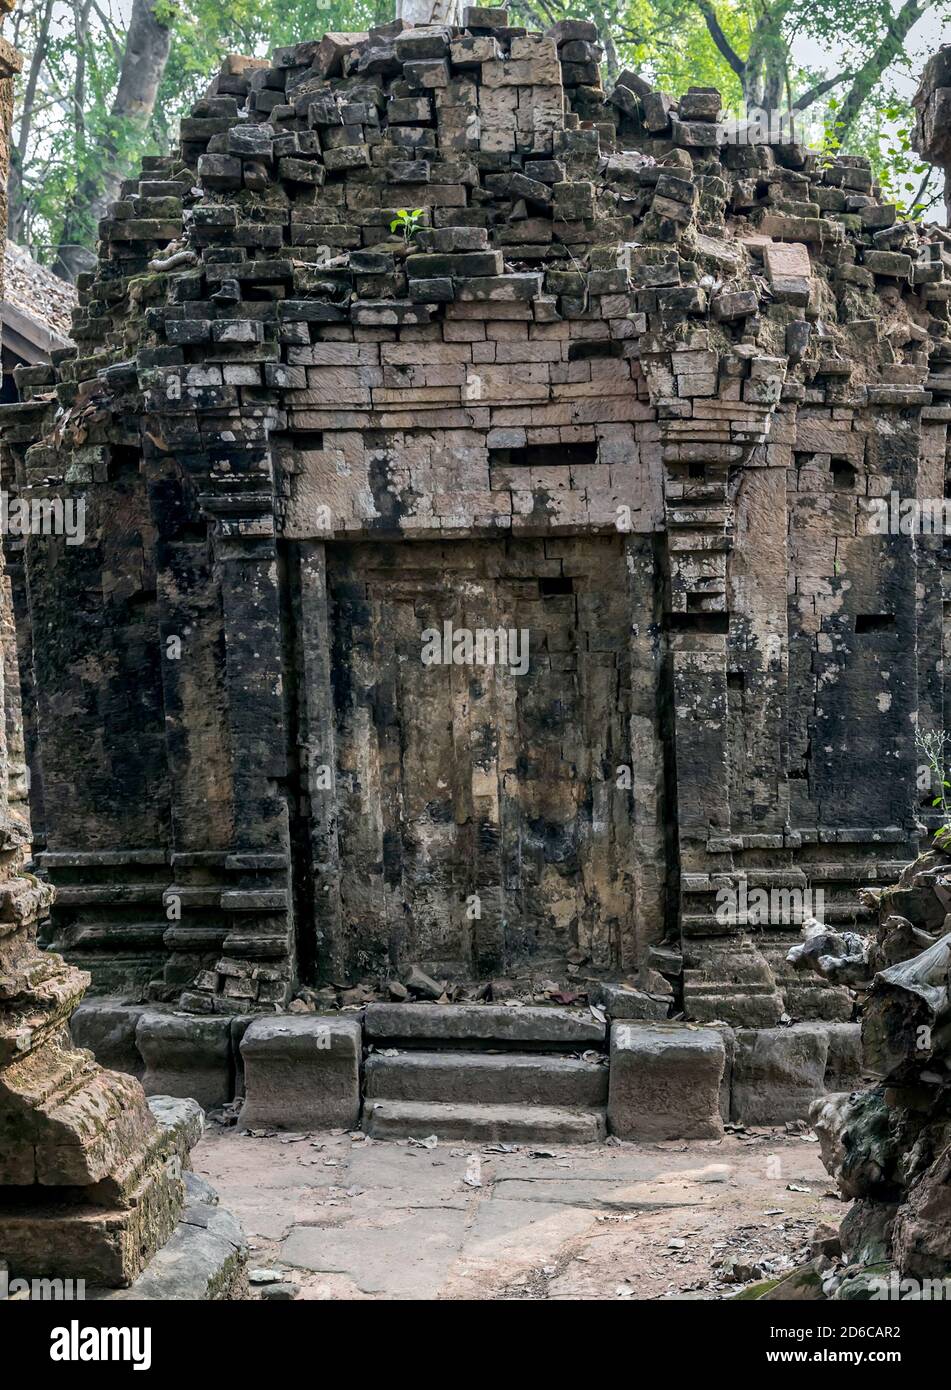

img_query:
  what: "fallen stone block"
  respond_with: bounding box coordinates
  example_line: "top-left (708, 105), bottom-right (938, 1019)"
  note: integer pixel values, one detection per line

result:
top-left (136, 1012), bottom-right (234, 1108)
top-left (608, 1021), bottom-right (726, 1140)
top-left (731, 1022), bottom-right (830, 1124)
top-left (239, 1015), bottom-right (362, 1130)
top-left (592, 982), bottom-right (669, 1020)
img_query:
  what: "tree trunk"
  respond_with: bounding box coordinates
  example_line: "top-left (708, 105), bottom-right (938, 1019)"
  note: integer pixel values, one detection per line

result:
top-left (71, 0), bottom-right (93, 173)
top-left (832, 0), bottom-right (928, 143)
top-left (8, 0), bottom-right (55, 243)
top-left (52, 0), bottom-right (174, 283)
top-left (395, 0), bottom-right (463, 22)
top-left (761, 45), bottom-right (786, 111)
top-left (596, 10), bottom-right (620, 86)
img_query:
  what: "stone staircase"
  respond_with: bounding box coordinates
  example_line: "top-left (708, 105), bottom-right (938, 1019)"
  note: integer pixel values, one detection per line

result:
top-left (362, 1003), bottom-right (609, 1144)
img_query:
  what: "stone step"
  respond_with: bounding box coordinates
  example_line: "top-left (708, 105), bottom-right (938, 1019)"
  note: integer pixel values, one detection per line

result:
top-left (363, 1098), bottom-right (607, 1145)
top-left (365, 1050), bottom-right (608, 1107)
top-left (363, 1002), bottom-right (606, 1049)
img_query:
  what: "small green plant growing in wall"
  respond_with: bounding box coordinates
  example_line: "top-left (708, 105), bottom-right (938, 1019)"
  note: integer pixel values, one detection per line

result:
top-left (916, 727), bottom-right (951, 849)
top-left (390, 208), bottom-right (424, 243)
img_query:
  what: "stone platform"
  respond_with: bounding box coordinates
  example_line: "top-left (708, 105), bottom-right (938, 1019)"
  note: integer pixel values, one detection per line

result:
top-left (194, 1123), bottom-right (837, 1301)
top-left (71, 999), bottom-right (863, 1141)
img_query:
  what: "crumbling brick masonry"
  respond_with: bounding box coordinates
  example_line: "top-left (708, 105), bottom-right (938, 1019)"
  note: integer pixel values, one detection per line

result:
top-left (2, 11), bottom-right (950, 1041)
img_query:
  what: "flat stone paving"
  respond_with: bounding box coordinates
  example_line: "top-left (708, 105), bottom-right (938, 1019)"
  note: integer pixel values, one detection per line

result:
top-left (194, 1125), bottom-right (841, 1300)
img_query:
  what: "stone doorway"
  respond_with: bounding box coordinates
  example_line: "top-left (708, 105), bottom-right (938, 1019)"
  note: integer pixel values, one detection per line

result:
top-left (321, 536), bottom-right (634, 983)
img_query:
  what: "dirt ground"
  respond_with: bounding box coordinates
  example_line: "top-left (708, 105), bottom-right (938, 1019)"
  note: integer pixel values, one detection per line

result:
top-left (194, 1122), bottom-right (841, 1300)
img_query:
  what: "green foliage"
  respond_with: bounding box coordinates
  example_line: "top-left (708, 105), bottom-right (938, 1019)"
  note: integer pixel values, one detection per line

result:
top-left (633, 0), bottom-right (748, 109)
top-left (389, 208), bottom-right (425, 243)
top-left (843, 93), bottom-right (938, 218)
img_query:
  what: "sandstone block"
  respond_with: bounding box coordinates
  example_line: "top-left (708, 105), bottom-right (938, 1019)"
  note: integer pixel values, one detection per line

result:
top-left (863, 249), bottom-right (912, 277)
top-left (763, 239), bottom-right (812, 304)
top-left (137, 1012), bottom-right (234, 1108)
top-left (731, 1023), bottom-right (830, 1124)
top-left (593, 983), bottom-right (669, 1020)
top-left (608, 1021), bottom-right (726, 1140)
top-left (197, 154), bottom-right (242, 189)
top-left (643, 91), bottom-right (674, 131)
top-left (713, 289), bottom-right (757, 320)
top-left (450, 35), bottom-right (502, 66)
top-left (239, 1015), bottom-right (362, 1130)
top-left (94, 1171), bottom-right (248, 1301)
top-left (366, 1002), bottom-right (605, 1046)
top-left (680, 87), bottom-right (721, 121)
top-left (465, 6), bottom-right (509, 26)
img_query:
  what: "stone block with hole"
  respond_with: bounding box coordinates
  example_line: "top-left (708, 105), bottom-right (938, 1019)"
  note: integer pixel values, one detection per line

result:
top-left (239, 1015), bottom-right (362, 1130)
top-left (608, 1021), bottom-right (726, 1140)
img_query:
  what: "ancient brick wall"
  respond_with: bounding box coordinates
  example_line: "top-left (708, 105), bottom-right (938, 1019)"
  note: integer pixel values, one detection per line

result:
top-left (1, 11), bottom-right (949, 1027)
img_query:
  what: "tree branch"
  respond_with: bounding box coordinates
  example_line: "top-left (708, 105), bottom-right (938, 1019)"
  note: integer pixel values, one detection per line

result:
top-left (792, 70), bottom-right (855, 112)
top-left (694, 0), bottom-right (746, 79)
top-left (89, 0), bottom-right (125, 65)
top-left (833, 0), bottom-right (929, 142)
top-left (911, 165), bottom-right (938, 211)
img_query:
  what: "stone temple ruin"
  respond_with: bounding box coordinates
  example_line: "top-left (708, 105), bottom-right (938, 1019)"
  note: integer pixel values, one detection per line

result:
top-left (0, 261), bottom-right (245, 1297)
top-left (2, 9), bottom-right (951, 1215)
